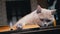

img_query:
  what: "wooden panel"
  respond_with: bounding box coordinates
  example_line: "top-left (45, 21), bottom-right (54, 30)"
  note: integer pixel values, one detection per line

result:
top-left (0, 24), bottom-right (40, 32)
top-left (37, 0), bottom-right (48, 8)
top-left (0, 0), bottom-right (7, 25)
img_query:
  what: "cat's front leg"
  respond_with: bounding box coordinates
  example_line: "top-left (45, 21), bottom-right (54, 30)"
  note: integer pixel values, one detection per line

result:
top-left (16, 23), bottom-right (25, 30)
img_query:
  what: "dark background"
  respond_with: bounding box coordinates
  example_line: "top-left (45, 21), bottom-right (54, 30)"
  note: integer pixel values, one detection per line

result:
top-left (6, 0), bottom-right (31, 23)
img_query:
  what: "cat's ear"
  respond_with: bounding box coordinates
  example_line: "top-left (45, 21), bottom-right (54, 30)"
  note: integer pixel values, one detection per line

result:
top-left (36, 5), bottom-right (41, 13)
top-left (51, 9), bottom-right (56, 15)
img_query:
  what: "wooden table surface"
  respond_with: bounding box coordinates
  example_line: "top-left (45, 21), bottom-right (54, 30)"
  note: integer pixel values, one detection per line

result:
top-left (0, 24), bottom-right (40, 32)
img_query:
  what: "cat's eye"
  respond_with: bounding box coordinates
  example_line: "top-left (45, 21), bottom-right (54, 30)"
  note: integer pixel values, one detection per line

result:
top-left (40, 19), bottom-right (44, 21)
top-left (46, 20), bottom-right (51, 22)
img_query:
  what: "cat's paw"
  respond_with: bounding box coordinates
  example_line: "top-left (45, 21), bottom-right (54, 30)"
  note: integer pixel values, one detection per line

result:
top-left (16, 24), bottom-right (23, 30)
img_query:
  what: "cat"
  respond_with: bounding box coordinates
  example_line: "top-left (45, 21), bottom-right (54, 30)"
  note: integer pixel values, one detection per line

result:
top-left (13, 5), bottom-right (56, 29)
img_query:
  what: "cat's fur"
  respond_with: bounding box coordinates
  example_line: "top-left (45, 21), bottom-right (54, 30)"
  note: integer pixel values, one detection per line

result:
top-left (13, 5), bottom-right (56, 28)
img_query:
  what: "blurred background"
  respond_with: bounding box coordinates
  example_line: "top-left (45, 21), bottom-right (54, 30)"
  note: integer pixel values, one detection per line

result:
top-left (0, 0), bottom-right (60, 26)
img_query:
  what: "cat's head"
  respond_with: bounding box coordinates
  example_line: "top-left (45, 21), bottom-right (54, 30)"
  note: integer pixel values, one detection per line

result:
top-left (36, 5), bottom-right (56, 27)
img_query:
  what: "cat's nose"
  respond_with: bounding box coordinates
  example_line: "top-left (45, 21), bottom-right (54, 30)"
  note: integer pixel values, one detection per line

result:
top-left (44, 24), bottom-right (47, 27)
